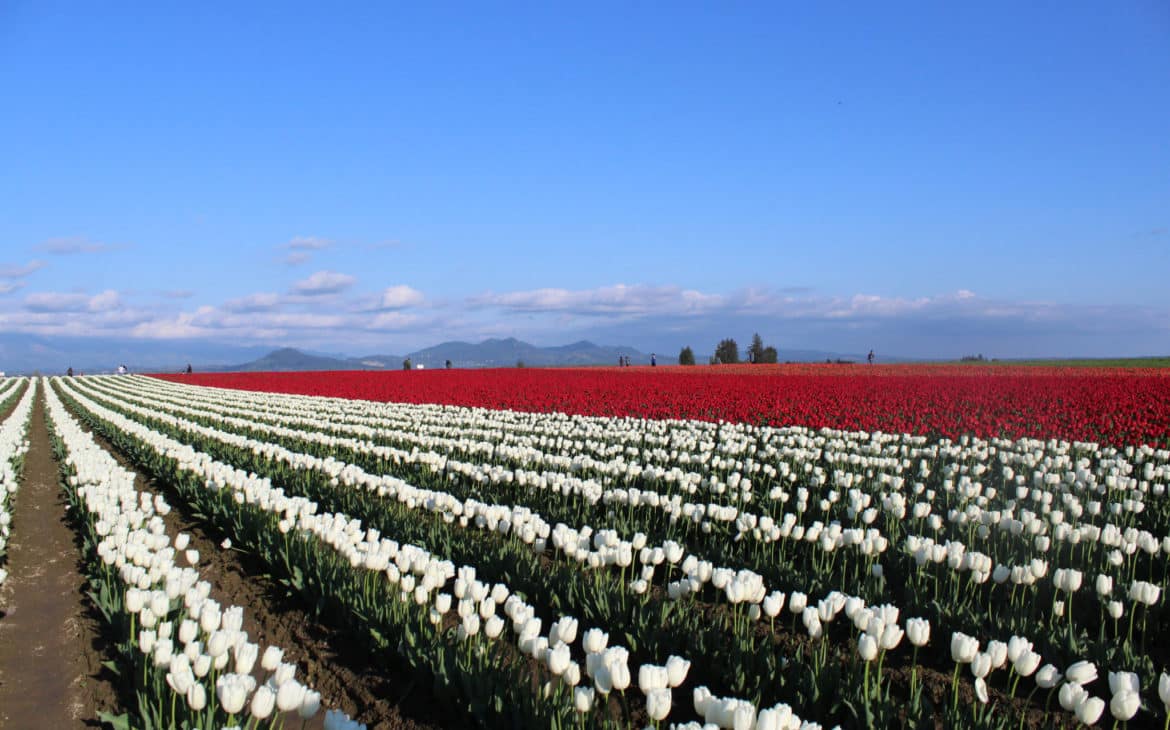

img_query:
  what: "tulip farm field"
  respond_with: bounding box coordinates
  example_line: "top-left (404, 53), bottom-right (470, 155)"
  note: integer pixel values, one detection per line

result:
top-left (0, 368), bottom-right (1168, 730)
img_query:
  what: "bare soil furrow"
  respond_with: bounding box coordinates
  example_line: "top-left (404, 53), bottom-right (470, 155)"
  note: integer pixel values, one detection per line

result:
top-left (0, 389), bottom-right (117, 728)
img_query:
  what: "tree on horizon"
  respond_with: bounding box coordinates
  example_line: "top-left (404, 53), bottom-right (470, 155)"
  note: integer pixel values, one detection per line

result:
top-left (714, 338), bottom-right (739, 364)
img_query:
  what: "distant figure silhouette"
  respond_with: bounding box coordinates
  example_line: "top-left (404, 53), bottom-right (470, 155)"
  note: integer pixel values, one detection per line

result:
top-left (651, 353), bottom-right (657, 367)
top-left (186, 363), bottom-right (193, 374)
top-left (868, 350), bottom-right (875, 365)
top-left (67, 366), bottom-right (74, 377)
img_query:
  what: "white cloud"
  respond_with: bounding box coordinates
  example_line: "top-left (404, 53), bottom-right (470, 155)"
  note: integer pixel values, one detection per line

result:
top-left (25, 291), bottom-right (90, 312)
top-left (284, 236), bottom-right (333, 251)
top-left (2, 278), bottom-right (1166, 359)
top-left (282, 251), bottom-right (312, 266)
top-left (22, 289), bottom-right (123, 314)
top-left (88, 289), bottom-right (122, 312)
top-left (130, 310), bottom-right (212, 340)
top-left (471, 284), bottom-right (725, 318)
top-left (222, 292), bottom-right (283, 313)
top-left (368, 311), bottom-right (420, 330)
top-left (380, 285), bottom-right (424, 309)
top-left (0, 260), bottom-right (46, 278)
top-left (0, 282), bottom-right (24, 296)
top-left (292, 270), bottom-right (356, 295)
top-left (35, 236), bottom-right (125, 255)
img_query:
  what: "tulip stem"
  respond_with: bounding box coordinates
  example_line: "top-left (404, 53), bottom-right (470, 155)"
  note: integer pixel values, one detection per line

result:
top-left (863, 660), bottom-right (872, 721)
top-left (951, 663), bottom-right (960, 716)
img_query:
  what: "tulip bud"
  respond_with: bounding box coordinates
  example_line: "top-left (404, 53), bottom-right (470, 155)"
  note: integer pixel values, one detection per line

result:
top-left (1076, 695), bottom-right (1105, 725)
top-left (646, 688), bottom-right (672, 721)
top-left (950, 632), bottom-right (978, 664)
top-left (563, 660), bottom-right (581, 687)
top-left (1109, 671), bottom-right (1140, 695)
top-left (573, 687), bottom-right (594, 713)
top-left (216, 674), bottom-right (248, 715)
top-left (250, 684), bottom-right (275, 720)
top-left (261, 646), bottom-right (283, 671)
top-left (906, 617), bottom-right (930, 647)
top-left (1013, 650), bottom-right (1041, 677)
top-left (858, 633), bottom-right (878, 662)
top-left (609, 661), bottom-right (630, 691)
top-left (970, 652), bottom-right (992, 679)
top-left (547, 644), bottom-right (571, 676)
top-left (186, 682), bottom-right (207, 711)
top-left (1110, 689), bottom-right (1140, 721)
top-left (666, 655), bottom-right (691, 688)
top-left (233, 642), bottom-right (258, 675)
top-left (126, 588), bottom-right (145, 614)
top-left (138, 629), bottom-right (157, 655)
top-left (276, 679), bottom-right (306, 712)
top-left (880, 623), bottom-right (904, 651)
top-left (986, 640), bottom-right (1007, 669)
top-left (1060, 682), bottom-right (1088, 712)
top-left (1065, 660), bottom-right (1098, 686)
top-left (582, 628), bottom-right (608, 654)
top-left (298, 688), bottom-right (322, 719)
top-left (974, 677), bottom-right (989, 704)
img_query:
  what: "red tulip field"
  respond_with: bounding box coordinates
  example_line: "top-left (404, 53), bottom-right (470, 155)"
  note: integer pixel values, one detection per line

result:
top-left (158, 364), bottom-right (1170, 446)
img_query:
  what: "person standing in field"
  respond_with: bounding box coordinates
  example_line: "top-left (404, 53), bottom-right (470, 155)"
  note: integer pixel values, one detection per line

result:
top-left (651, 353), bottom-right (657, 366)
top-left (868, 350), bottom-right (875, 365)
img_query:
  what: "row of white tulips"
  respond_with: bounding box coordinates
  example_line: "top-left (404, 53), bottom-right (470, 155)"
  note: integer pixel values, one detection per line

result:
top-left (72, 377), bottom-right (820, 617)
top-left (107, 374), bottom-right (1170, 520)
top-left (41, 380), bottom-right (366, 730)
top-left (76, 377), bottom-right (1169, 665)
top-left (0, 378), bottom-right (36, 590)
top-left (71, 375), bottom-right (1170, 726)
top-left (93, 375), bottom-right (1170, 585)
top-left (56, 377), bottom-right (798, 728)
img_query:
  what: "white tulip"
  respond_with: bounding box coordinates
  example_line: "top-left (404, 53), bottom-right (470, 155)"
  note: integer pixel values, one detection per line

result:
top-left (573, 687), bottom-right (594, 713)
top-left (646, 688), bottom-right (672, 721)
top-left (276, 679), bottom-right (306, 712)
top-left (906, 617), bottom-right (930, 647)
top-left (666, 655), bottom-right (691, 688)
top-left (1110, 689), bottom-right (1140, 721)
top-left (1076, 695), bottom-right (1105, 725)
top-left (298, 689), bottom-right (322, 719)
top-left (1065, 660), bottom-right (1098, 686)
top-left (250, 684), bottom-right (275, 720)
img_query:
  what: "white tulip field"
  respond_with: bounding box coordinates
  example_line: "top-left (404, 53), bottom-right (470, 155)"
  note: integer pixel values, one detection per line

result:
top-left (1, 372), bottom-right (1168, 728)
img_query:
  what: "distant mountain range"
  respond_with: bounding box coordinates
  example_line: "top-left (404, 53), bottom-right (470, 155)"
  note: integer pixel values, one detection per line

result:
top-left (219, 338), bottom-right (667, 372)
top-left (0, 332), bottom-right (892, 375)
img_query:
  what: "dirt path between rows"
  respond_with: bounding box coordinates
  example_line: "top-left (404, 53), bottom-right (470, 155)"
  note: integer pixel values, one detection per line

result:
top-left (0, 387), bottom-right (116, 728)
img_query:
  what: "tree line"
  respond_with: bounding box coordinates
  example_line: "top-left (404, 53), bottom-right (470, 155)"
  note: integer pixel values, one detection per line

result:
top-left (677, 333), bottom-right (778, 366)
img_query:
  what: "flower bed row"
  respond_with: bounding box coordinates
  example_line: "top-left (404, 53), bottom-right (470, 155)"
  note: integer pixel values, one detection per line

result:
top-left (41, 379), bottom-right (361, 729)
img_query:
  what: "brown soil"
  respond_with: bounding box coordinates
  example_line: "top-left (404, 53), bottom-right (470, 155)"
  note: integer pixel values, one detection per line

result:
top-left (0, 387), bottom-right (118, 728)
top-left (74, 396), bottom-right (464, 730)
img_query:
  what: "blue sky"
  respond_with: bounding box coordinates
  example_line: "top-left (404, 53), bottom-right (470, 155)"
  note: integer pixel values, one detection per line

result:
top-left (1, 2), bottom-right (1167, 359)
